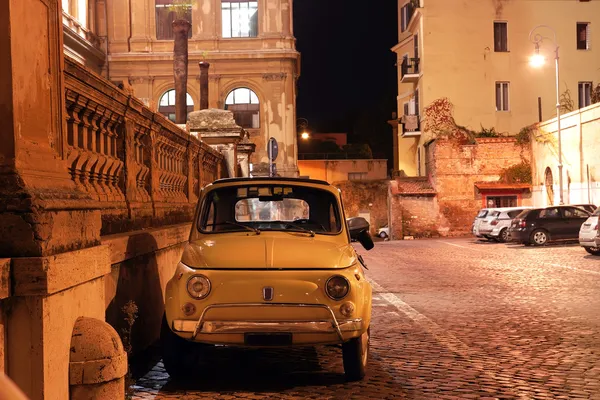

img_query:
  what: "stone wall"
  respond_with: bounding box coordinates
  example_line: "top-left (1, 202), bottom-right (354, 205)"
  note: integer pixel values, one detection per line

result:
top-left (334, 180), bottom-right (389, 235)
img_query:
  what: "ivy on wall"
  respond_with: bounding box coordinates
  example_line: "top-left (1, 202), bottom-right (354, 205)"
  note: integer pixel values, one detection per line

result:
top-left (498, 161), bottom-right (532, 184)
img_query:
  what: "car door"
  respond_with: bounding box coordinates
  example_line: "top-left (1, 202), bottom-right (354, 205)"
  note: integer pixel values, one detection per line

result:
top-left (561, 207), bottom-right (590, 239)
top-left (537, 207), bottom-right (565, 238)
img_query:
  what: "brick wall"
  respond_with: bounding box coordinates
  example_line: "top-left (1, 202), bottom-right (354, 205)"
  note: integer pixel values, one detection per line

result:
top-left (334, 180), bottom-right (389, 234)
top-left (431, 137), bottom-right (531, 235)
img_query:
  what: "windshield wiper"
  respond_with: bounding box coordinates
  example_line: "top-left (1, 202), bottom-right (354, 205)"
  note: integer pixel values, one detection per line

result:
top-left (205, 221), bottom-right (260, 235)
top-left (278, 221), bottom-right (315, 237)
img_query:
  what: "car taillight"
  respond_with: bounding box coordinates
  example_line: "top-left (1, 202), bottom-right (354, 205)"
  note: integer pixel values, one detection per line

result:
top-left (519, 219), bottom-right (527, 228)
top-left (490, 219), bottom-right (499, 226)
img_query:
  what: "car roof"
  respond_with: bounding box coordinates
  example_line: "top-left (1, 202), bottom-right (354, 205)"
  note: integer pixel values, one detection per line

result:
top-left (211, 177), bottom-right (331, 186)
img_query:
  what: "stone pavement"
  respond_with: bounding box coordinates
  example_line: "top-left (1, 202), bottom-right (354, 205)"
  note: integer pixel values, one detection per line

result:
top-left (131, 238), bottom-right (600, 399)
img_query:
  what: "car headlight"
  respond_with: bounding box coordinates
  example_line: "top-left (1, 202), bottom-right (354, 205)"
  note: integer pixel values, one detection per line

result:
top-left (187, 275), bottom-right (211, 299)
top-left (325, 275), bottom-right (350, 300)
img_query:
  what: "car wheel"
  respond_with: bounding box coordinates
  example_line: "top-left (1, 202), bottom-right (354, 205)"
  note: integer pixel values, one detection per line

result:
top-left (584, 247), bottom-right (600, 256)
top-left (342, 327), bottom-right (369, 381)
top-left (499, 228), bottom-right (509, 243)
top-left (378, 232), bottom-right (388, 239)
top-left (530, 229), bottom-right (549, 246)
top-left (161, 314), bottom-right (200, 380)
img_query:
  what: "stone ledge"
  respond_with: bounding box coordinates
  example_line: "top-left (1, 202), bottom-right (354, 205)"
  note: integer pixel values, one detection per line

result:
top-left (102, 223), bottom-right (192, 265)
top-left (12, 245), bottom-right (111, 296)
top-left (0, 259), bottom-right (9, 299)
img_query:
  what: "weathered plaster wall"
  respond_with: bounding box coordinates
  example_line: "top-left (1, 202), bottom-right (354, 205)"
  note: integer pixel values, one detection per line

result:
top-left (299, 160), bottom-right (388, 184)
top-left (103, 224), bottom-right (191, 354)
top-left (532, 103), bottom-right (600, 207)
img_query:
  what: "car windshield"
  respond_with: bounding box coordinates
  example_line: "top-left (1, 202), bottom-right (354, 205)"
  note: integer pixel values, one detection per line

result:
top-left (198, 184), bottom-right (342, 235)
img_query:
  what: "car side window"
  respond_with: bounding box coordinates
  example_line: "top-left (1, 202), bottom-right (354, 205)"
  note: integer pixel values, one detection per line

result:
top-left (539, 208), bottom-right (560, 219)
top-left (565, 207), bottom-right (589, 218)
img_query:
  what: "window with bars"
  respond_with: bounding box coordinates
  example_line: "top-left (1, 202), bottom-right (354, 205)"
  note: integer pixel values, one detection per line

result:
top-left (155, 0), bottom-right (192, 40)
top-left (577, 22), bottom-right (590, 50)
top-left (495, 82), bottom-right (509, 111)
top-left (494, 22), bottom-right (508, 52)
top-left (579, 82), bottom-right (593, 108)
top-left (225, 88), bottom-right (260, 128)
top-left (222, 1), bottom-right (258, 38)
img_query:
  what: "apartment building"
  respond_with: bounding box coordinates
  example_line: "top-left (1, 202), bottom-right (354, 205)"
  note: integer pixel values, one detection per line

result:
top-left (61, 0), bottom-right (300, 176)
top-left (392, 0), bottom-right (600, 178)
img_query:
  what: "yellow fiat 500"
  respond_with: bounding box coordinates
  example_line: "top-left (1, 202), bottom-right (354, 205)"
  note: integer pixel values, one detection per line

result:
top-left (162, 177), bottom-right (374, 381)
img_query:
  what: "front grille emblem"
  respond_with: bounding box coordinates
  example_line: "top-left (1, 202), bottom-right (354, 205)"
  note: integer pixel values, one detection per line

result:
top-left (263, 287), bottom-right (274, 301)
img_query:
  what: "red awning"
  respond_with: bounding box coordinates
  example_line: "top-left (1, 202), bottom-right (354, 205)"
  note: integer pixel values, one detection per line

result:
top-left (474, 182), bottom-right (532, 191)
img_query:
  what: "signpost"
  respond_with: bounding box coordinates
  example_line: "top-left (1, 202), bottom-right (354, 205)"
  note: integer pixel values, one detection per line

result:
top-left (267, 137), bottom-right (278, 177)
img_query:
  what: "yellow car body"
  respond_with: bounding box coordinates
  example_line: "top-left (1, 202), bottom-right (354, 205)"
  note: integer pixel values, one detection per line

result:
top-left (162, 177), bottom-right (373, 380)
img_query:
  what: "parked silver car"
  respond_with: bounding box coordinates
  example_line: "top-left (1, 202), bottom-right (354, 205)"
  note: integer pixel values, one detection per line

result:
top-left (479, 207), bottom-right (531, 242)
top-left (579, 207), bottom-right (600, 255)
top-left (472, 208), bottom-right (494, 238)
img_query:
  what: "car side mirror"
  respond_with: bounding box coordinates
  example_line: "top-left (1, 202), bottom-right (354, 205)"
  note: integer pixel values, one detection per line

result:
top-left (347, 217), bottom-right (375, 251)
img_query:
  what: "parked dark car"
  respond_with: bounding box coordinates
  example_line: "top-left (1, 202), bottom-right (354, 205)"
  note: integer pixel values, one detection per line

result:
top-left (572, 203), bottom-right (597, 214)
top-left (508, 206), bottom-right (591, 246)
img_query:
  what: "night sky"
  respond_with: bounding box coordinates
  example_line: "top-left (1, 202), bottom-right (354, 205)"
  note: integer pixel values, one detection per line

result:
top-left (293, 0), bottom-right (398, 161)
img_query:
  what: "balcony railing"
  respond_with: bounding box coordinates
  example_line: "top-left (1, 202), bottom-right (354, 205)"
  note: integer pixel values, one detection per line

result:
top-left (401, 57), bottom-right (420, 83)
top-left (400, 114), bottom-right (421, 137)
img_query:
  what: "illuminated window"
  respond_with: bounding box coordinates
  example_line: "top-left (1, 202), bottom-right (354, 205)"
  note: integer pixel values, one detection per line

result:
top-left (579, 82), bottom-right (592, 108)
top-left (225, 88), bottom-right (260, 128)
top-left (348, 172), bottom-right (368, 181)
top-left (222, 1), bottom-right (258, 38)
top-left (156, 0), bottom-right (192, 40)
top-left (78, 0), bottom-right (87, 27)
top-left (158, 90), bottom-right (194, 122)
top-left (62, 0), bottom-right (70, 13)
top-left (495, 82), bottom-right (509, 112)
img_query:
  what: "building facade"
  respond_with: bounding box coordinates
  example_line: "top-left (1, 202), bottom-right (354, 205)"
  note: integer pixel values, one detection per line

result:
top-left (532, 102), bottom-right (600, 207)
top-left (298, 159), bottom-right (388, 184)
top-left (392, 0), bottom-right (600, 179)
top-left (61, 0), bottom-right (301, 176)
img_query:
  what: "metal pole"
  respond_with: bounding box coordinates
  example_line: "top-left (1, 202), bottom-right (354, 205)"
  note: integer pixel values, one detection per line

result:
top-left (555, 46), bottom-right (563, 205)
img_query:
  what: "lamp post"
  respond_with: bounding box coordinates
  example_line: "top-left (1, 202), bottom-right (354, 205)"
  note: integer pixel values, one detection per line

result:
top-left (529, 25), bottom-right (563, 205)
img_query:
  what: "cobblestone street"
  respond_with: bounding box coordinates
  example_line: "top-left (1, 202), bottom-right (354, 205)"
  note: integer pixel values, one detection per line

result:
top-left (132, 238), bottom-right (600, 399)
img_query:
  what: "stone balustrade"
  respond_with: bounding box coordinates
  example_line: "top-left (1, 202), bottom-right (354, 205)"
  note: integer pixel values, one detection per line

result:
top-left (64, 57), bottom-right (225, 235)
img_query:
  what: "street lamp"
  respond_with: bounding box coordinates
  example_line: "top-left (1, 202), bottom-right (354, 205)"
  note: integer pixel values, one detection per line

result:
top-left (297, 117), bottom-right (310, 140)
top-left (529, 25), bottom-right (563, 205)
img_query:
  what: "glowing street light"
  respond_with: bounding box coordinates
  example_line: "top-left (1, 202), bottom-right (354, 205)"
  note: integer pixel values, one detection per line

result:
top-left (300, 131), bottom-right (310, 140)
top-left (529, 24), bottom-right (563, 205)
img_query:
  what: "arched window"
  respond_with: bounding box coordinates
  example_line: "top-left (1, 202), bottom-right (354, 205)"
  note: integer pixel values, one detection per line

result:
top-left (545, 167), bottom-right (554, 205)
top-left (225, 88), bottom-right (260, 129)
top-left (158, 90), bottom-right (194, 122)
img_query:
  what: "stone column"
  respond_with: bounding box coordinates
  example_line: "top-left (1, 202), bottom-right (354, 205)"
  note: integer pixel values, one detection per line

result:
top-left (173, 20), bottom-right (191, 124)
top-left (199, 62), bottom-right (210, 110)
top-left (0, 1), bottom-right (122, 398)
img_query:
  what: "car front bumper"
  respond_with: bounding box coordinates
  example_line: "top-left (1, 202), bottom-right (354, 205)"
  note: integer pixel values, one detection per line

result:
top-left (171, 302), bottom-right (364, 345)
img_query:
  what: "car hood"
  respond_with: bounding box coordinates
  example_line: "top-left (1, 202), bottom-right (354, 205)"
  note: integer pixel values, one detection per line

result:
top-left (181, 234), bottom-right (357, 269)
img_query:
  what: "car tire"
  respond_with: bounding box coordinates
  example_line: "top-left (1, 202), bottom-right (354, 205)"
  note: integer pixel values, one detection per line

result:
top-left (584, 247), bottom-right (600, 256)
top-left (530, 229), bottom-right (549, 246)
top-left (161, 314), bottom-right (200, 380)
top-left (499, 228), bottom-right (509, 243)
top-left (342, 327), bottom-right (369, 381)
top-left (378, 232), bottom-right (388, 239)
